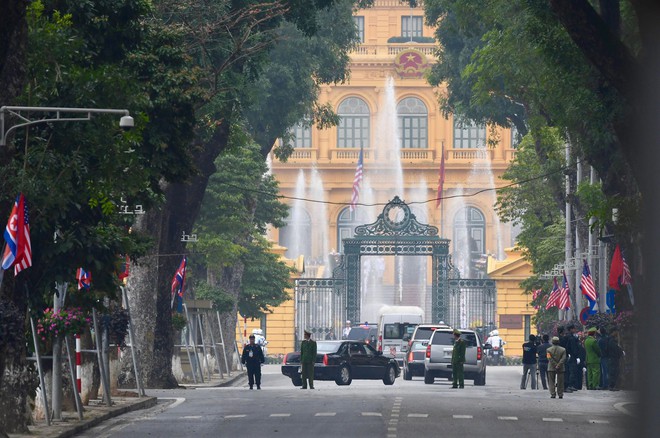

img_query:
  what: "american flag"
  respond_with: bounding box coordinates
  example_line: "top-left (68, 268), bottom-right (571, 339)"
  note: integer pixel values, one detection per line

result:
top-left (558, 271), bottom-right (571, 310)
top-left (621, 256), bottom-right (632, 286)
top-left (350, 148), bottom-right (364, 212)
top-left (435, 147), bottom-right (446, 208)
top-left (76, 267), bottom-right (92, 290)
top-left (532, 288), bottom-right (542, 309)
top-left (170, 256), bottom-right (187, 309)
top-left (2, 194), bottom-right (32, 274)
top-left (580, 260), bottom-right (598, 301)
top-left (545, 278), bottom-right (560, 310)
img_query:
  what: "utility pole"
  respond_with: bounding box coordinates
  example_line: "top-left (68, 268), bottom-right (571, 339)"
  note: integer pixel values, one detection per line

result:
top-left (575, 160), bottom-right (583, 320)
top-left (564, 142), bottom-right (572, 321)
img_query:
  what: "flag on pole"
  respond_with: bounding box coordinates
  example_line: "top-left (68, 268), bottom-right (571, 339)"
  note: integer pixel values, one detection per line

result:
top-left (580, 260), bottom-right (598, 301)
top-left (546, 277), bottom-right (560, 310)
top-left (608, 244), bottom-right (634, 305)
top-left (435, 146), bottom-right (446, 208)
top-left (170, 256), bottom-right (187, 309)
top-left (608, 244), bottom-right (624, 290)
top-left (2, 193), bottom-right (32, 274)
top-left (117, 255), bottom-right (130, 281)
top-left (558, 271), bottom-right (571, 310)
top-left (76, 267), bottom-right (92, 290)
top-left (350, 148), bottom-right (364, 212)
top-left (532, 288), bottom-right (542, 309)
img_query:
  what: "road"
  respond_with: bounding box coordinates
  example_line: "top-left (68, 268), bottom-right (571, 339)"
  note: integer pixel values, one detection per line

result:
top-left (76, 365), bottom-right (636, 438)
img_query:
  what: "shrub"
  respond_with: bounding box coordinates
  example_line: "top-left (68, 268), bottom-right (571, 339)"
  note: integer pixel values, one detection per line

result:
top-left (36, 308), bottom-right (91, 341)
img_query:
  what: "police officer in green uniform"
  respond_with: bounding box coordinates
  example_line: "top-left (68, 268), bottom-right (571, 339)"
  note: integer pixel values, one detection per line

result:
top-left (451, 329), bottom-right (466, 389)
top-left (300, 329), bottom-right (317, 389)
top-left (584, 327), bottom-right (602, 389)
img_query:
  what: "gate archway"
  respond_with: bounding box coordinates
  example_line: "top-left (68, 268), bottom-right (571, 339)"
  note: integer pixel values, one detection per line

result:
top-left (293, 196), bottom-right (496, 348)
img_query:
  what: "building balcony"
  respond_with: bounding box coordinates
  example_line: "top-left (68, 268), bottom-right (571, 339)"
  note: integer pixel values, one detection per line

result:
top-left (350, 44), bottom-right (437, 59)
top-left (373, 0), bottom-right (425, 7)
top-left (279, 147), bottom-right (513, 166)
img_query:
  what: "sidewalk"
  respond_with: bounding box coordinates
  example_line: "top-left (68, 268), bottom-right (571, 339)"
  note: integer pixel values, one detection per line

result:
top-left (7, 370), bottom-right (246, 438)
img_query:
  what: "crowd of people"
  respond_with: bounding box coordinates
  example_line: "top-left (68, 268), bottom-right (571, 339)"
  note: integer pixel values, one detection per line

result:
top-left (519, 324), bottom-right (625, 398)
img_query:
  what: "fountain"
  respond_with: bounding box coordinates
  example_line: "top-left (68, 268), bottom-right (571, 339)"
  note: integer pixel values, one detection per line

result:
top-left (309, 166), bottom-right (331, 277)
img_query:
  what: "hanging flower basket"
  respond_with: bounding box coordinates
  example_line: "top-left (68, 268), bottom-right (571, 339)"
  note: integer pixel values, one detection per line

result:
top-left (36, 307), bottom-right (91, 342)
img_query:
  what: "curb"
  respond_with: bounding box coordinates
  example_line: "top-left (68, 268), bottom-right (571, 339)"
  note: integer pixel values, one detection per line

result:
top-left (56, 397), bottom-right (158, 438)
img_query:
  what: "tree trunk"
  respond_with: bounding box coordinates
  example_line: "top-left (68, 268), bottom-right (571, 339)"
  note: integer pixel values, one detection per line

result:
top-left (122, 118), bottom-right (233, 387)
top-left (0, 276), bottom-right (38, 435)
top-left (0, 0), bottom-right (27, 110)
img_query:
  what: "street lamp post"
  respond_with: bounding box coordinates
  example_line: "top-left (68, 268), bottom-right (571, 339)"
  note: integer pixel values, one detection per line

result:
top-left (0, 104), bottom-right (134, 419)
top-left (0, 105), bottom-right (134, 146)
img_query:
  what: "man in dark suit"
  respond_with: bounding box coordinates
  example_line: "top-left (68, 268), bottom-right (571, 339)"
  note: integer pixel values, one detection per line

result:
top-left (241, 334), bottom-right (265, 390)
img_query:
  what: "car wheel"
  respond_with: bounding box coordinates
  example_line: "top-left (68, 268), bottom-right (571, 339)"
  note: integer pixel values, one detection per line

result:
top-left (403, 367), bottom-right (412, 381)
top-left (424, 371), bottom-right (434, 384)
top-left (383, 365), bottom-right (397, 385)
top-left (474, 370), bottom-right (486, 386)
top-left (291, 375), bottom-right (303, 387)
top-left (335, 365), bottom-right (352, 386)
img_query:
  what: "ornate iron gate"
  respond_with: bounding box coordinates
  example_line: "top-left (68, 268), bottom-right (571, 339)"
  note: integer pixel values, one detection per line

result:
top-left (447, 279), bottom-right (497, 339)
top-left (293, 278), bottom-right (345, 349)
top-left (293, 197), bottom-right (498, 346)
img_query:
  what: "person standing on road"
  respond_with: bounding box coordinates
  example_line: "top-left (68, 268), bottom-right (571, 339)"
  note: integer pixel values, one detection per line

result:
top-left (300, 329), bottom-right (317, 389)
top-left (584, 327), bottom-right (602, 390)
top-left (546, 336), bottom-right (567, 399)
top-left (537, 334), bottom-right (551, 390)
top-left (241, 334), bottom-right (265, 390)
top-left (564, 325), bottom-right (580, 392)
top-left (606, 326), bottom-right (624, 391)
top-left (451, 329), bottom-right (466, 389)
top-left (521, 334), bottom-right (538, 389)
top-left (598, 327), bottom-right (610, 389)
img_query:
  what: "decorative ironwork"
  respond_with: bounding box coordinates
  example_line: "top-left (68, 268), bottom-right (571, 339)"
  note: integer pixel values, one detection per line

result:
top-left (354, 196), bottom-right (438, 237)
top-left (293, 196), bottom-right (496, 337)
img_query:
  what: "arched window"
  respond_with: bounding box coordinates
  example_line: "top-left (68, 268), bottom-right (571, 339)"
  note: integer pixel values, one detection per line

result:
top-left (337, 97), bottom-right (370, 148)
top-left (397, 97), bottom-right (428, 148)
top-left (453, 119), bottom-right (486, 149)
top-left (336, 207), bottom-right (368, 253)
top-left (279, 209), bottom-right (312, 259)
top-left (453, 207), bottom-right (485, 278)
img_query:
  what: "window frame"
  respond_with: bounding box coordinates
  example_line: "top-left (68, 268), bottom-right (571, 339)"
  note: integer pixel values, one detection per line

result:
top-left (354, 16), bottom-right (365, 43)
top-left (401, 16), bottom-right (423, 38)
top-left (453, 120), bottom-right (487, 149)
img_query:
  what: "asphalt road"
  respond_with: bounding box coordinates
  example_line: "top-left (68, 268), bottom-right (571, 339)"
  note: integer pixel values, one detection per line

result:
top-left (75, 365), bottom-right (636, 438)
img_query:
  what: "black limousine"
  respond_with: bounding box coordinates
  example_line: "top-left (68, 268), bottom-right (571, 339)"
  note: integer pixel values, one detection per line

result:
top-left (281, 340), bottom-right (400, 386)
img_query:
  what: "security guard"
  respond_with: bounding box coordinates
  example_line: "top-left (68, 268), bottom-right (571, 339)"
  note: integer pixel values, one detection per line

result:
top-left (241, 334), bottom-right (265, 389)
top-left (584, 327), bottom-right (602, 389)
top-left (546, 336), bottom-right (567, 398)
top-left (451, 329), bottom-right (466, 389)
top-left (300, 329), bottom-right (317, 389)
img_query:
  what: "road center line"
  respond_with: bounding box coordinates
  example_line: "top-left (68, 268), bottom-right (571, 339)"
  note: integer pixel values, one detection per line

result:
top-left (542, 418), bottom-right (563, 422)
top-left (408, 414), bottom-right (429, 418)
top-left (181, 416), bottom-right (202, 419)
top-left (224, 415), bottom-right (246, 419)
top-left (315, 413), bottom-right (336, 417)
top-left (362, 412), bottom-right (382, 417)
top-left (453, 415), bottom-right (473, 419)
top-left (270, 414), bottom-right (291, 417)
top-left (498, 416), bottom-right (518, 421)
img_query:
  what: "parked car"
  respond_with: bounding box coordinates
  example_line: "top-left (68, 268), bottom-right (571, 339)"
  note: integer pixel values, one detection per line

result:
top-left (345, 324), bottom-right (378, 346)
top-left (423, 328), bottom-right (486, 386)
top-left (376, 306), bottom-right (424, 366)
top-left (281, 340), bottom-right (400, 386)
top-left (409, 323), bottom-right (452, 344)
top-left (402, 339), bottom-right (428, 380)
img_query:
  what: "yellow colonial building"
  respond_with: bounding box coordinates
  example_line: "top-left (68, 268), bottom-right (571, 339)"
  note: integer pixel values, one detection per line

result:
top-left (240, 1), bottom-right (534, 357)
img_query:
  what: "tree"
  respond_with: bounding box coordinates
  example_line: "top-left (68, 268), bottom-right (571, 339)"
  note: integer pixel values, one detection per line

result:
top-left (126, 0), bottom-right (362, 388)
top-left (0, 0), bottom-right (199, 431)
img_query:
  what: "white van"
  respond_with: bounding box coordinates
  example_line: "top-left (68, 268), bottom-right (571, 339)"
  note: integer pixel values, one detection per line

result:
top-left (376, 306), bottom-right (424, 366)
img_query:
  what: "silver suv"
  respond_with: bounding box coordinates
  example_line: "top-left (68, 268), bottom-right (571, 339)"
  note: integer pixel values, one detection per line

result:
top-left (423, 328), bottom-right (486, 386)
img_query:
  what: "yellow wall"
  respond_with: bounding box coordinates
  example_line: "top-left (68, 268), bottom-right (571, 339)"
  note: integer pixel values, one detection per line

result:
top-left (235, 245), bottom-right (298, 357)
top-left (241, 3), bottom-right (529, 357)
top-left (487, 248), bottom-right (535, 357)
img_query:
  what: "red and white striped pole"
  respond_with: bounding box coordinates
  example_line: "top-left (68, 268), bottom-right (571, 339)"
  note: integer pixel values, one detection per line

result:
top-left (75, 334), bottom-right (82, 393)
